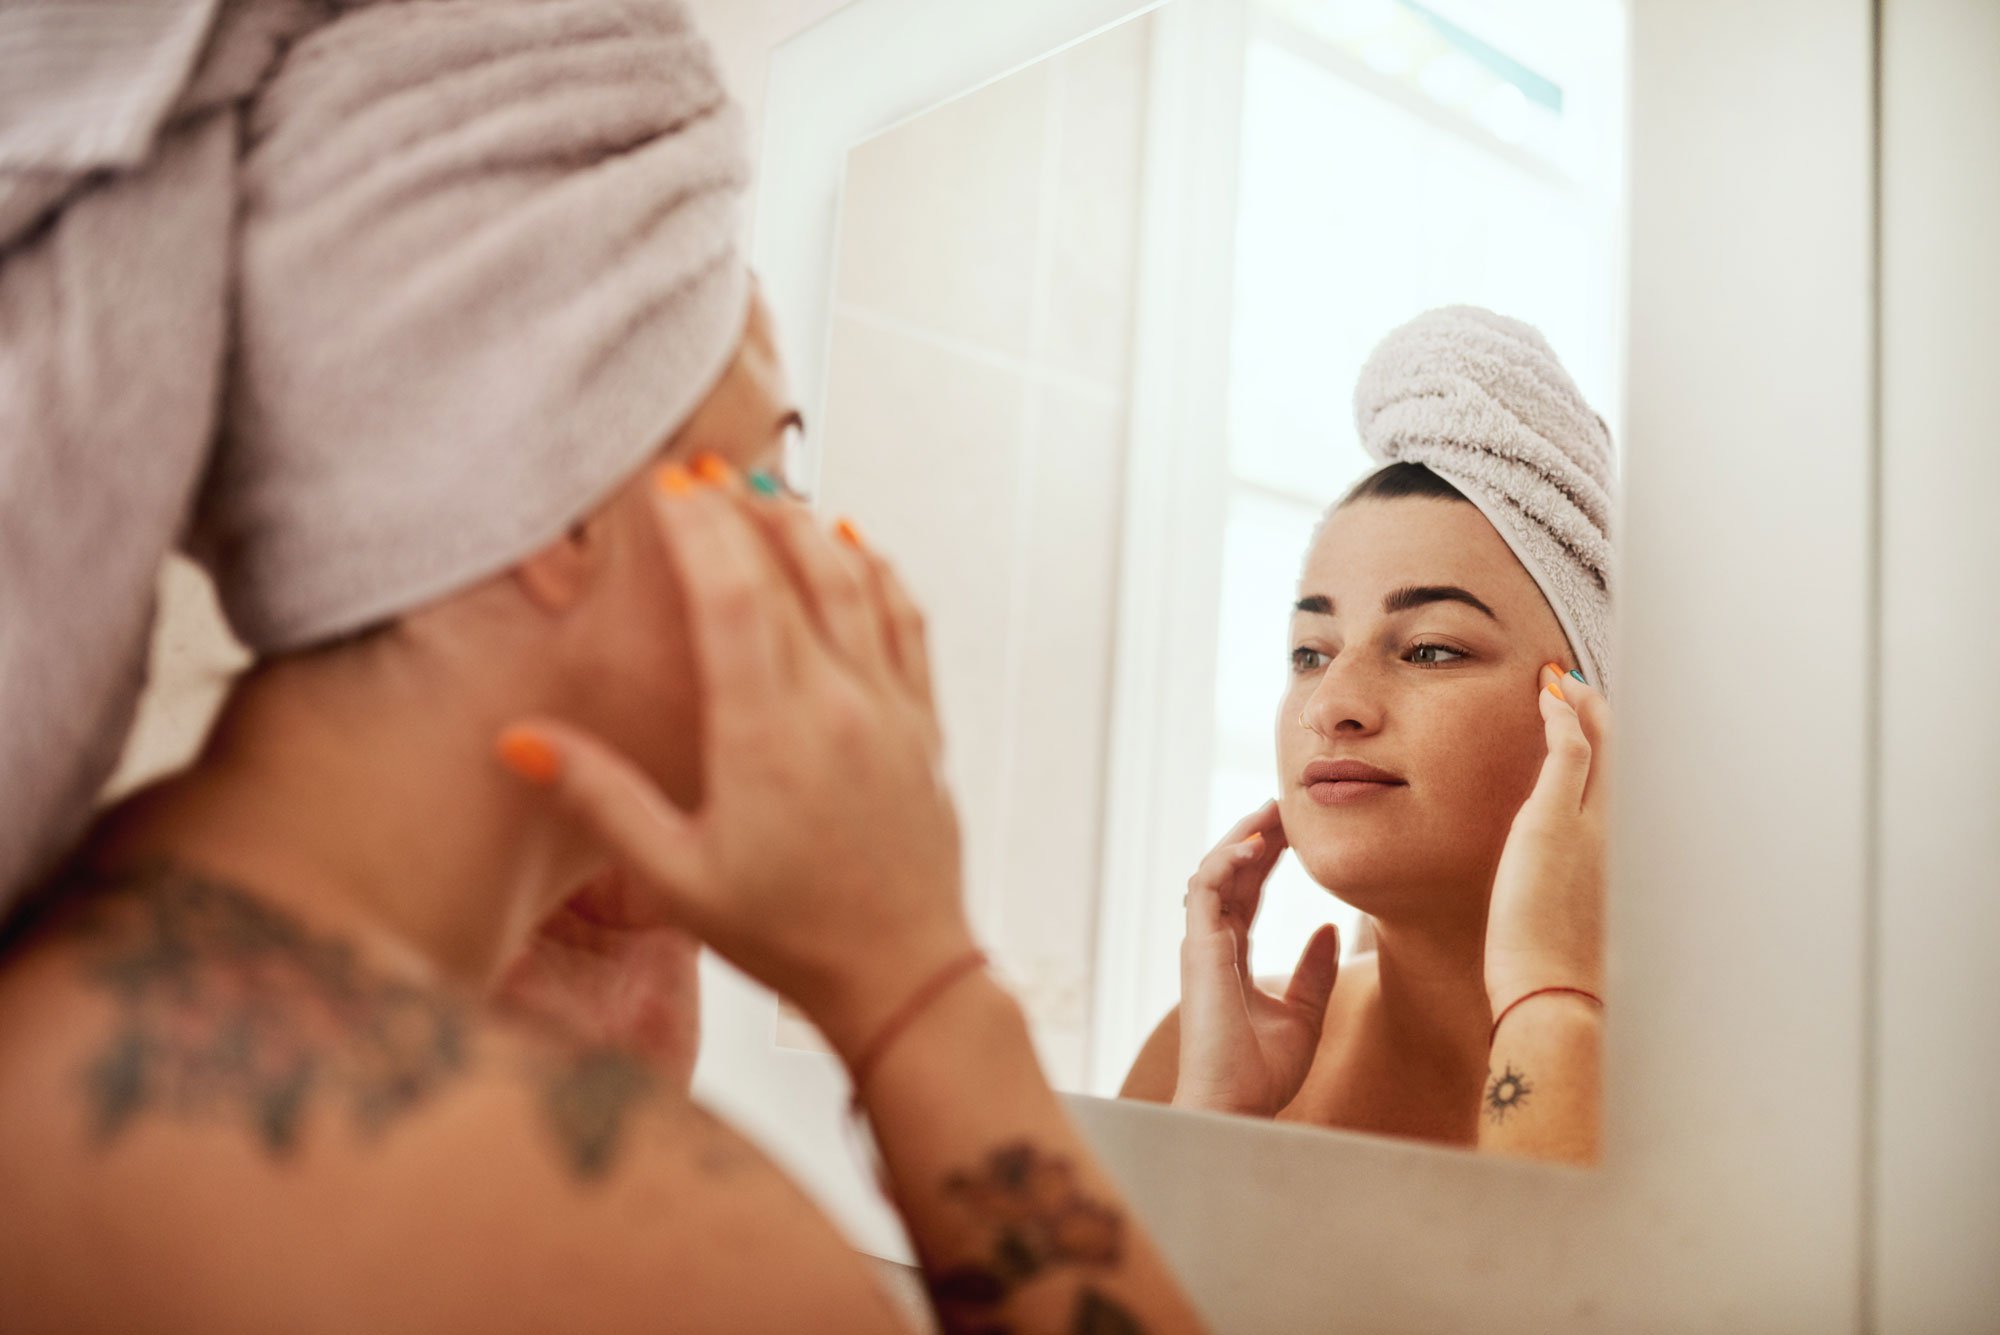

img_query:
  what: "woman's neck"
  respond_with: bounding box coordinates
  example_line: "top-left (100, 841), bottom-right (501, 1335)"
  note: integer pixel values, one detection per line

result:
top-left (1364, 910), bottom-right (1492, 1074)
top-left (90, 658), bottom-right (600, 996)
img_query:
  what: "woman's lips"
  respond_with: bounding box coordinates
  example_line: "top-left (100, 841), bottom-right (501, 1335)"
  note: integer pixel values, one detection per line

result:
top-left (1305, 779), bottom-right (1406, 807)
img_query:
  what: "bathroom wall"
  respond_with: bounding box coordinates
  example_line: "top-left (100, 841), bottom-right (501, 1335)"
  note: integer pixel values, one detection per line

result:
top-left (804, 14), bottom-right (1155, 1089)
top-left (1874, 0), bottom-right (2000, 1327)
top-left (681, 0), bottom-right (855, 238)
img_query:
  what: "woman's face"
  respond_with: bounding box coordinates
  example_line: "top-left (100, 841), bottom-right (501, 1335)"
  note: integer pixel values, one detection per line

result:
top-left (1275, 497), bottom-right (1574, 927)
top-left (559, 288), bottom-right (801, 809)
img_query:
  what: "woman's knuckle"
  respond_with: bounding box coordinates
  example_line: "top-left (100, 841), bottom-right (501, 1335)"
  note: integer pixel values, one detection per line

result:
top-left (706, 578), bottom-right (760, 627)
top-left (825, 573), bottom-right (865, 607)
top-left (822, 688), bottom-right (873, 741)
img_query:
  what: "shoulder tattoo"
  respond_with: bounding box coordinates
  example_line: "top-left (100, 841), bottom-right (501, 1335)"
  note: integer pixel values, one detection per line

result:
top-left (59, 863), bottom-right (682, 1182)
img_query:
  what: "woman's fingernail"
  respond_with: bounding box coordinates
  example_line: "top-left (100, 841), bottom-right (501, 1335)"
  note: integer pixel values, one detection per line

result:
top-left (747, 469), bottom-right (783, 497)
top-left (691, 452), bottom-right (738, 489)
top-left (1569, 668), bottom-right (1587, 683)
top-left (1244, 832), bottom-right (1265, 850)
top-left (1545, 679), bottom-right (1568, 702)
top-left (834, 517), bottom-right (866, 550)
top-left (496, 727), bottom-right (562, 785)
top-left (656, 463), bottom-right (697, 498)
top-left (1541, 664), bottom-right (1568, 702)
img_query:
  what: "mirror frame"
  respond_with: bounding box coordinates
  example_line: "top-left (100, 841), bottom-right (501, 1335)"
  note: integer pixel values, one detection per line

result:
top-left (694, 0), bottom-right (1880, 1326)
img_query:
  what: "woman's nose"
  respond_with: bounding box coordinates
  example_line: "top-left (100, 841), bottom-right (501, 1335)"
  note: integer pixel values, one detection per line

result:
top-left (1298, 654), bottom-right (1384, 736)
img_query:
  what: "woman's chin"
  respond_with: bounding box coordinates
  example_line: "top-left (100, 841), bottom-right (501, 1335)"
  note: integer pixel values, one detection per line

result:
top-left (1286, 839), bottom-right (1398, 903)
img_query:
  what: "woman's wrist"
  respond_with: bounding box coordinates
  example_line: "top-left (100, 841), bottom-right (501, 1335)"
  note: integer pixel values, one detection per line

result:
top-left (802, 926), bottom-right (986, 1067)
top-left (1169, 1081), bottom-right (1271, 1118)
top-left (1489, 986), bottom-right (1603, 1042)
top-left (844, 967), bottom-right (1034, 1118)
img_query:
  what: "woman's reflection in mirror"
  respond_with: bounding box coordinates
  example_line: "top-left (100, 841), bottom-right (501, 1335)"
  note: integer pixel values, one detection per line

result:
top-left (1120, 307), bottom-right (1614, 1165)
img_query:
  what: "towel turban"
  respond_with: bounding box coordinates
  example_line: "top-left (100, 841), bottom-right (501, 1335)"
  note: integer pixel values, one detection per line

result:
top-left (0, 0), bottom-right (752, 912)
top-left (1351, 305), bottom-right (1617, 699)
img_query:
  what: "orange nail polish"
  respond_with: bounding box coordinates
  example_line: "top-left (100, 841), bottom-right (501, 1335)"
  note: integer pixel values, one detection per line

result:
top-left (1545, 679), bottom-right (1568, 702)
top-left (834, 517), bottom-right (866, 550)
top-left (656, 463), bottom-right (697, 498)
top-left (1244, 832), bottom-right (1265, 849)
top-left (691, 452), bottom-right (738, 489)
top-left (496, 728), bottom-right (562, 785)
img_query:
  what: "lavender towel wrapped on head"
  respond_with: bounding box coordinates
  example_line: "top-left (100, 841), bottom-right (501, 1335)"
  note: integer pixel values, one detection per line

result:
top-left (0, 0), bottom-right (752, 911)
top-left (1352, 305), bottom-right (1618, 699)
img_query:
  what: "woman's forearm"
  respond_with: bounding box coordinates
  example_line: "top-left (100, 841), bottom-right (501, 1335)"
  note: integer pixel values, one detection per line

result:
top-left (1477, 994), bottom-right (1602, 1164)
top-left (853, 972), bottom-right (1209, 1335)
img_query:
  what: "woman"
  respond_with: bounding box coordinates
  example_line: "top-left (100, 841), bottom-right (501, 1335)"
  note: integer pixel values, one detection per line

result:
top-left (0, 7), bottom-right (1606, 1329)
top-left (1121, 308), bottom-right (1615, 1165)
top-left (0, 3), bottom-right (1211, 1330)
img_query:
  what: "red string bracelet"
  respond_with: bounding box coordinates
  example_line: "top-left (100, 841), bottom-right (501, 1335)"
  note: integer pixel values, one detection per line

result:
top-left (846, 948), bottom-right (989, 1112)
top-left (1489, 985), bottom-right (1604, 1047)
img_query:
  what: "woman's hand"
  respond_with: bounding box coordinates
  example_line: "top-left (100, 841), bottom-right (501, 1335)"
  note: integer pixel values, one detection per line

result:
top-left (496, 464), bottom-right (974, 1064)
top-left (1485, 663), bottom-right (1611, 1026)
top-left (1173, 800), bottom-right (1342, 1117)
top-left (491, 865), bottom-right (703, 1089)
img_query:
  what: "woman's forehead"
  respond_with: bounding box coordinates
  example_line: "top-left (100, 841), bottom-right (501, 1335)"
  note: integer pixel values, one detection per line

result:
top-left (1297, 497), bottom-right (1538, 615)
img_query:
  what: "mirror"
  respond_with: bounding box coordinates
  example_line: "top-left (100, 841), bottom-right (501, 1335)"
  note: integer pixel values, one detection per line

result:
top-left (794, 0), bottom-right (1627, 1153)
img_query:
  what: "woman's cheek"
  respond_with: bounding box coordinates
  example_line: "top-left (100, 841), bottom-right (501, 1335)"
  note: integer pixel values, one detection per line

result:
top-left (1460, 703), bottom-right (1549, 839)
top-left (1416, 703), bottom-right (1542, 851)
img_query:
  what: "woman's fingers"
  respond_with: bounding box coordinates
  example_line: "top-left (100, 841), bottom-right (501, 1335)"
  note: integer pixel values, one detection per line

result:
top-left (1568, 676), bottom-right (1614, 817)
top-left (1189, 825), bottom-right (1273, 910)
top-left (689, 461), bottom-right (889, 681)
top-left (1222, 829), bottom-right (1287, 976)
top-left (1528, 664), bottom-right (1594, 819)
top-left (1215, 799), bottom-right (1282, 849)
top-left (1184, 875), bottom-right (1227, 941)
top-left (1282, 923), bottom-right (1341, 1026)
top-left (1185, 828), bottom-right (1260, 977)
top-left (1184, 805), bottom-right (1287, 979)
top-left (1181, 878), bottom-right (1243, 1006)
top-left (854, 542), bottom-right (937, 716)
top-left (756, 498), bottom-right (890, 679)
top-left (651, 465), bottom-right (804, 738)
top-left (495, 719), bottom-right (707, 915)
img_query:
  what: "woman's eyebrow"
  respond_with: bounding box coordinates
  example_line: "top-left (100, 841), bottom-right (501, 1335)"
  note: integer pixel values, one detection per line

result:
top-left (776, 408), bottom-right (806, 438)
top-left (1293, 585), bottom-right (1502, 623)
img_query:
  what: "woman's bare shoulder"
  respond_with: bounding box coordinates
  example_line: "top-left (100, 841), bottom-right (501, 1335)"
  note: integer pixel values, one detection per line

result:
top-left (0, 866), bottom-right (904, 1333)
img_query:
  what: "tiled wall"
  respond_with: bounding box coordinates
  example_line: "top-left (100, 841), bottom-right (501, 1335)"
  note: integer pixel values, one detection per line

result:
top-left (810, 15), bottom-right (1156, 1087)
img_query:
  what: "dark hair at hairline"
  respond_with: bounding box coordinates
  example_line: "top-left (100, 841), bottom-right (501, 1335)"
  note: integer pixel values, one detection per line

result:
top-left (1335, 460), bottom-right (1472, 509)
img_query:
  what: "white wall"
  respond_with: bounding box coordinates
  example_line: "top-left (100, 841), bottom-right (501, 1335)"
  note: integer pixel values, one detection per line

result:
top-left (806, 16), bottom-right (1154, 1088)
top-left (1875, 1), bottom-right (2000, 1328)
top-left (685, 0), bottom-right (857, 241)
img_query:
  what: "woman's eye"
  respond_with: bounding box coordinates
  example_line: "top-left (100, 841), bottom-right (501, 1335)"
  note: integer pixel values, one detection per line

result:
top-left (1290, 646), bottom-right (1327, 673)
top-left (1409, 641), bottom-right (1470, 668)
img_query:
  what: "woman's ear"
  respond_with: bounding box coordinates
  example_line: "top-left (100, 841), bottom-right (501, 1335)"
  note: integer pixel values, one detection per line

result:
top-left (512, 515), bottom-right (603, 615)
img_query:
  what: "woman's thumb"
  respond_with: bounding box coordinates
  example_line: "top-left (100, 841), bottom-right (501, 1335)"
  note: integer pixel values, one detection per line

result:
top-left (495, 719), bottom-right (705, 897)
top-left (1284, 923), bottom-right (1342, 1024)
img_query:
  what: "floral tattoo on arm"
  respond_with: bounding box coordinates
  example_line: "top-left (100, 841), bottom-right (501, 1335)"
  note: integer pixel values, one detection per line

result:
top-left (927, 1140), bottom-right (1146, 1334)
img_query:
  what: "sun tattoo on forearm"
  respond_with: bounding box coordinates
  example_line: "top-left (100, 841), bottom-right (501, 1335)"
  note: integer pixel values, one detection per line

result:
top-left (926, 1140), bottom-right (1147, 1334)
top-left (55, 863), bottom-right (666, 1181)
top-left (1485, 1062), bottom-right (1534, 1124)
